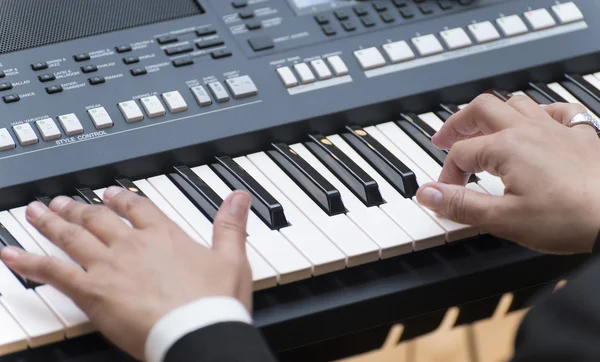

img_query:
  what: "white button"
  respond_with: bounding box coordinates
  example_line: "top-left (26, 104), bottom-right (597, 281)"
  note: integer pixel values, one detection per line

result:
top-left (412, 34), bottom-right (445, 56)
top-left (57, 113), bottom-right (84, 136)
top-left (0, 129), bottom-right (15, 151)
top-left (353, 47), bottom-right (386, 70)
top-left (190, 85), bottom-right (213, 107)
top-left (12, 123), bottom-right (38, 146)
top-left (468, 21), bottom-right (501, 43)
top-left (293, 63), bottom-right (316, 84)
top-left (439, 28), bottom-right (472, 50)
top-left (87, 107), bottom-right (114, 129)
top-left (382, 41), bottom-right (415, 63)
top-left (310, 59), bottom-right (332, 80)
top-left (118, 101), bottom-right (144, 123)
top-left (162, 91), bottom-right (188, 113)
top-left (496, 15), bottom-right (529, 37)
top-left (225, 75), bottom-right (258, 99)
top-left (140, 96), bottom-right (166, 118)
top-left (524, 8), bottom-right (556, 30)
top-left (327, 55), bottom-right (349, 76)
top-left (35, 285), bottom-right (92, 338)
top-left (552, 2), bottom-right (583, 24)
top-left (276, 67), bottom-right (298, 88)
top-left (1, 290), bottom-right (64, 348)
top-left (35, 118), bottom-right (61, 142)
top-left (207, 82), bottom-right (230, 103)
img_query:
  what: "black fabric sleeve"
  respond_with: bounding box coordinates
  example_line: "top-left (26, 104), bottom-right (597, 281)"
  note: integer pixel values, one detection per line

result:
top-left (511, 253), bottom-right (600, 362)
top-left (164, 322), bottom-right (278, 362)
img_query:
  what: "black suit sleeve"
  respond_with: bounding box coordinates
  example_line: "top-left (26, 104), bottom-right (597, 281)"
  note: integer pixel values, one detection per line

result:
top-left (511, 247), bottom-right (600, 361)
top-left (164, 322), bottom-right (278, 362)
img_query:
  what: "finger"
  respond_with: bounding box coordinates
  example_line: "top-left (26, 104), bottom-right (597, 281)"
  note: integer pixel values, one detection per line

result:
top-left (438, 135), bottom-right (506, 185)
top-left (416, 183), bottom-right (516, 226)
top-left (1, 246), bottom-right (87, 298)
top-left (212, 191), bottom-right (251, 260)
top-left (26, 201), bottom-right (107, 266)
top-left (542, 102), bottom-right (586, 125)
top-left (103, 187), bottom-right (174, 230)
top-left (49, 196), bottom-right (131, 246)
top-left (432, 94), bottom-right (525, 150)
top-left (506, 94), bottom-right (553, 121)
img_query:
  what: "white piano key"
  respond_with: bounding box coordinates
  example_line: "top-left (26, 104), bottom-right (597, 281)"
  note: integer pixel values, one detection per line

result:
top-left (364, 126), bottom-right (433, 187)
top-left (132, 179), bottom-right (207, 246)
top-left (1, 290), bottom-right (64, 347)
top-left (146, 175), bottom-right (278, 288)
top-left (547, 82), bottom-right (596, 116)
top-left (35, 285), bottom-right (92, 338)
top-left (0, 303), bottom-right (28, 356)
top-left (377, 122), bottom-right (443, 182)
top-left (290, 141), bottom-right (413, 258)
top-left (9, 207), bottom-right (74, 264)
top-left (325, 134), bottom-right (446, 248)
top-left (191, 165), bottom-right (311, 283)
top-left (418, 112), bottom-right (445, 132)
top-left (412, 196), bottom-right (478, 242)
top-left (246, 244), bottom-right (277, 291)
top-left (583, 74), bottom-right (600, 92)
top-left (147, 175), bottom-right (214, 244)
top-left (0, 211), bottom-right (45, 255)
top-left (234, 157), bottom-right (346, 275)
top-left (0, 260), bottom-right (26, 294)
top-left (458, 104), bottom-right (468, 109)
top-left (247, 152), bottom-right (379, 267)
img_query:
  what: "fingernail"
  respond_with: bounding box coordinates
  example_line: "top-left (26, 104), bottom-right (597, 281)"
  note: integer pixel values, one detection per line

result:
top-left (49, 196), bottom-right (72, 212)
top-left (1, 246), bottom-right (23, 263)
top-left (26, 201), bottom-right (48, 220)
top-left (104, 186), bottom-right (124, 200)
top-left (418, 186), bottom-right (443, 211)
top-left (229, 192), bottom-right (251, 218)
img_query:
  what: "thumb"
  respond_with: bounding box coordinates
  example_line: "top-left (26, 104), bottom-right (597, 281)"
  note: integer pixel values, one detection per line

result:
top-left (416, 183), bottom-right (505, 226)
top-left (212, 191), bottom-right (251, 258)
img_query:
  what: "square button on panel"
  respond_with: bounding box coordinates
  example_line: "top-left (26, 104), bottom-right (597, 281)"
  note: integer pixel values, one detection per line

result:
top-left (118, 101), bottom-right (144, 123)
top-left (140, 96), bottom-right (167, 118)
top-left (552, 2), bottom-right (584, 24)
top-left (411, 34), bottom-right (444, 56)
top-left (248, 36), bottom-right (274, 52)
top-left (524, 8), bottom-right (556, 30)
top-left (87, 107), bottom-right (114, 129)
top-left (276, 67), bottom-right (298, 88)
top-left (496, 15), bottom-right (529, 37)
top-left (0, 128), bottom-right (16, 151)
top-left (382, 41), bottom-right (415, 63)
top-left (327, 56), bottom-right (349, 76)
top-left (293, 63), bottom-right (316, 84)
top-left (190, 85), bottom-right (213, 107)
top-left (57, 113), bottom-right (84, 136)
top-left (225, 75), bottom-right (258, 99)
top-left (310, 59), bottom-right (332, 80)
top-left (36, 118), bottom-right (62, 141)
top-left (439, 27), bottom-right (472, 50)
top-left (13, 123), bottom-right (39, 146)
top-left (468, 21), bottom-right (501, 43)
top-left (208, 82), bottom-right (230, 103)
top-left (354, 47), bottom-right (386, 70)
top-left (162, 91), bottom-right (188, 113)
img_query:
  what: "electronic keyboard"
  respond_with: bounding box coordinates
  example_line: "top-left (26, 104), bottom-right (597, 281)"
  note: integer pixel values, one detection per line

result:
top-left (0, 0), bottom-right (595, 360)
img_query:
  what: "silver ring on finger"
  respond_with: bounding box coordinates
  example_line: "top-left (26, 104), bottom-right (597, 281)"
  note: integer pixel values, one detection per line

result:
top-left (567, 112), bottom-right (600, 135)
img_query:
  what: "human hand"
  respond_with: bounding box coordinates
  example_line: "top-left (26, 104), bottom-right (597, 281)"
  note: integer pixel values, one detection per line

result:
top-left (416, 94), bottom-right (600, 254)
top-left (0, 188), bottom-right (253, 360)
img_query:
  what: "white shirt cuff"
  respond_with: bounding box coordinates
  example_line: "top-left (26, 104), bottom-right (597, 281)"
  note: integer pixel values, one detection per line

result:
top-left (144, 297), bottom-right (252, 362)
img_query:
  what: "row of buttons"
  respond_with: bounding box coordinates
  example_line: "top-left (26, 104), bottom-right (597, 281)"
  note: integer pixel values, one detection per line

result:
top-left (353, 2), bottom-right (584, 71)
top-left (276, 56), bottom-right (349, 88)
top-left (0, 76), bottom-right (258, 150)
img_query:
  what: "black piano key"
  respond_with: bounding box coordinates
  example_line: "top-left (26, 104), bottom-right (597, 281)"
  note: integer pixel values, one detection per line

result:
top-left (485, 89), bottom-right (511, 101)
top-left (342, 126), bottom-right (419, 198)
top-left (436, 110), bottom-right (453, 121)
top-left (560, 79), bottom-right (600, 116)
top-left (75, 187), bottom-right (103, 204)
top-left (440, 103), bottom-right (460, 115)
top-left (114, 177), bottom-right (147, 197)
top-left (35, 194), bottom-right (53, 207)
top-left (401, 113), bottom-right (436, 138)
top-left (305, 134), bottom-right (384, 207)
top-left (396, 119), bottom-right (447, 167)
top-left (172, 165), bottom-right (223, 221)
top-left (528, 82), bottom-right (567, 103)
top-left (168, 172), bottom-right (222, 222)
top-left (0, 222), bottom-right (35, 288)
top-left (565, 73), bottom-right (600, 104)
top-left (72, 195), bottom-right (86, 203)
top-left (211, 156), bottom-right (289, 230)
top-left (525, 89), bottom-right (553, 104)
top-left (268, 143), bottom-right (345, 216)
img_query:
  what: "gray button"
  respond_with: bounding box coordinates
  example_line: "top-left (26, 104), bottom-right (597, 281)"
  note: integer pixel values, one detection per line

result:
top-left (190, 85), bottom-right (213, 107)
top-left (225, 75), bottom-right (258, 100)
top-left (208, 82), bottom-right (230, 103)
